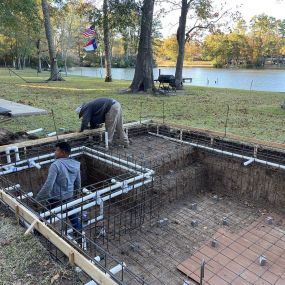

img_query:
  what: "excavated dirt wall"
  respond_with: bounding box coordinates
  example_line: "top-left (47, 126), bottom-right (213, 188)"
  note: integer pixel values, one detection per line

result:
top-left (199, 152), bottom-right (285, 208)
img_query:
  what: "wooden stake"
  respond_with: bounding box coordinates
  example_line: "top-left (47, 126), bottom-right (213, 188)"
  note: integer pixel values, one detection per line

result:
top-left (69, 251), bottom-right (75, 266)
top-left (15, 205), bottom-right (20, 224)
top-left (24, 220), bottom-right (37, 236)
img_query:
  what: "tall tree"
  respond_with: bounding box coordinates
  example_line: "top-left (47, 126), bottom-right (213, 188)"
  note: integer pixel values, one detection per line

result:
top-left (130, 0), bottom-right (155, 92)
top-left (109, 0), bottom-right (141, 65)
top-left (175, 0), bottom-right (190, 88)
top-left (103, 0), bottom-right (112, 82)
top-left (174, 0), bottom-right (233, 89)
top-left (0, 0), bottom-right (41, 68)
top-left (41, 0), bottom-right (62, 81)
top-left (250, 15), bottom-right (278, 67)
top-left (203, 32), bottom-right (228, 66)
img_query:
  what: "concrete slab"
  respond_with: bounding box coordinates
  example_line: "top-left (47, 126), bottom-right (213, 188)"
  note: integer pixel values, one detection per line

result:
top-left (0, 99), bottom-right (48, 117)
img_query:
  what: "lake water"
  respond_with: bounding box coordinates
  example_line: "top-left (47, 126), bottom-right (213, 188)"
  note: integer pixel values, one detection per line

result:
top-left (68, 66), bottom-right (285, 92)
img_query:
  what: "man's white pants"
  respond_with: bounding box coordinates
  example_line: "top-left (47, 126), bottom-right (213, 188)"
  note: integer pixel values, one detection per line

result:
top-left (105, 101), bottom-right (129, 146)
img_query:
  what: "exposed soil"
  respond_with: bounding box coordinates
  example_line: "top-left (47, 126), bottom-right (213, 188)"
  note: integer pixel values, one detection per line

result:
top-left (0, 128), bottom-right (38, 146)
top-left (0, 204), bottom-right (81, 285)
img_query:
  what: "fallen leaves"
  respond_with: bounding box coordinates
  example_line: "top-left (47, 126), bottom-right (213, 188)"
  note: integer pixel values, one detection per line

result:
top-left (50, 273), bottom-right (60, 284)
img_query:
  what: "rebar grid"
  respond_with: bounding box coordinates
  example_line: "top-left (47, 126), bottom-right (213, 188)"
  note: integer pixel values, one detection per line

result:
top-left (0, 124), bottom-right (284, 285)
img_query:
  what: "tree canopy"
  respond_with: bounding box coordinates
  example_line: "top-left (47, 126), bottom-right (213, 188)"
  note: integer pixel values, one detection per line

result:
top-left (0, 1), bottom-right (284, 85)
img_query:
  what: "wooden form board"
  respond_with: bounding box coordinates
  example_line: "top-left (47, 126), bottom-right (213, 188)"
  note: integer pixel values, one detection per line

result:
top-left (153, 121), bottom-right (285, 151)
top-left (0, 189), bottom-right (117, 285)
top-left (0, 120), bottom-right (151, 153)
top-left (1, 119), bottom-right (283, 152)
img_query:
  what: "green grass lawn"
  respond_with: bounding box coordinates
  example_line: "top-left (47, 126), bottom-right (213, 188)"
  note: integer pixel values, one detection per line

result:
top-left (0, 68), bottom-right (284, 143)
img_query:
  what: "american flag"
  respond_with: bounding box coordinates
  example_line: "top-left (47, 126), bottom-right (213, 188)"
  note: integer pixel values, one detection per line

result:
top-left (83, 25), bottom-right (95, 38)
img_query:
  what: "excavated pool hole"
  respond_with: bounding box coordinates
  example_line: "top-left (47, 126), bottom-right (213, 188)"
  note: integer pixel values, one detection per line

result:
top-left (0, 125), bottom-right (284, 285)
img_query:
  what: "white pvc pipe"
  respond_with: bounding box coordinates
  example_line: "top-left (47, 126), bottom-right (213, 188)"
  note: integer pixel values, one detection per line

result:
top-left (3, 144), bottom-right (153, 225)
top-left (85, 215), bottom-right (104, 226)
top-left (66, 180), bottom-right (151, 225)
top-left (244, 158), bottom-right (255, 166)
top-left (1, 147), bottom-right (83, 172)
top-left (2, 166), bottom-right (11, 171)
top-left (109, 262), bottom-right (126, 275)
top-left (5, 146), bottom-right (20, 163)
top-left (94, 173), bottom-right (152, 197)
top-left (1, 141), bottom-right (149, 173)
top-left (47, 179), bottom-right (152, 224)
top-left (28, 160), bottom-right (42, 169)
top-left (149, 132), bottom-right (285, 171)
top-left (105, 132), bottom-right (109, 150)
top-left (254, 158), bottom-right (285, 170)
top-left (2, 152), bottom-right (55, 169)
top-left (101, 178), bottom-right (153, 202)
top-left (41, 170), bottom-right (152, 218)
top-left (85, 263), bottom-right (126, 285)
top-left (48, 198), bottom-right (104, 223)
top-left (84, 152), bottom-right (140, 174)
top-left (41, 173), bottom-right (152, 218)
top-left (47, 131), bottom-right (57, 137)
top-left (81, 187), bottom-right (91, 194)
top-left (4, 184), bottom-right (20, 191)
top-left (17, 192), bottom-right (33, 200)
top-left (1, 145), bottom-right (153, 177)
top-left (48, 198), bottom-right (102, 223)
top-left (41, 188), bottom-right (102, 218)
top-left (83, 146), bottom-right (154, 173)
top-left (27, 128), bottom-right (43, 135)
top-left (84, 147), bottom-right (154, 175)
top-left (67, 231), bottom-right (87, 251)
top-left (0, 151), bottom-right (83, 175)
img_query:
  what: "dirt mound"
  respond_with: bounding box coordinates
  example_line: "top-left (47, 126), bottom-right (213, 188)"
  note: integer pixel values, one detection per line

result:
top-left (0, 128), bottom-right (38, 146)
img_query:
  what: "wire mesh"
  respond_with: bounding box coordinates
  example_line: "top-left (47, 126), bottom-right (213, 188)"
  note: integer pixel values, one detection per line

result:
top-left (0, 123), bottom-right (284, 284)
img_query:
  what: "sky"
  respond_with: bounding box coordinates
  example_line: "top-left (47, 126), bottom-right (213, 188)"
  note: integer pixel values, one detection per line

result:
top-left (160, 0), bottom-right (285, 37)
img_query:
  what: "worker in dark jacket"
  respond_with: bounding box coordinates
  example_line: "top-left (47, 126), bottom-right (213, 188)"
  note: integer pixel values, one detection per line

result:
top-left (36, 142), bottom-right (82, 237)
top-left (75, 98), bottom-right (129, 147)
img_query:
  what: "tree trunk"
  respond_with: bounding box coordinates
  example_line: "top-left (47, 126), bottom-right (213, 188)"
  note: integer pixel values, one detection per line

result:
top-left (16, 57), bottom-right (21, 70)
top-left (174, 0), bottom-right (189, 90)
top-left (38, 54), bottom-right (42, 73)
top-left (22, 56), bottom-right (26, 69)
top-left (103, 0), bottom-right (112, 82)
top-left (64, 51), bottom-right (68, 76)
top-left (78, 42), bottom-right (82, 66)
top-left (36, 39), bottom-right (42, 73)
top-left (123, 29), bottom-right (130, 64)
top-left (125, 45), bottom-right (129, 63)
top-left (130, 0), bottom-right (155, 92)
top-left (41, 0), bottom-right (63, 81)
